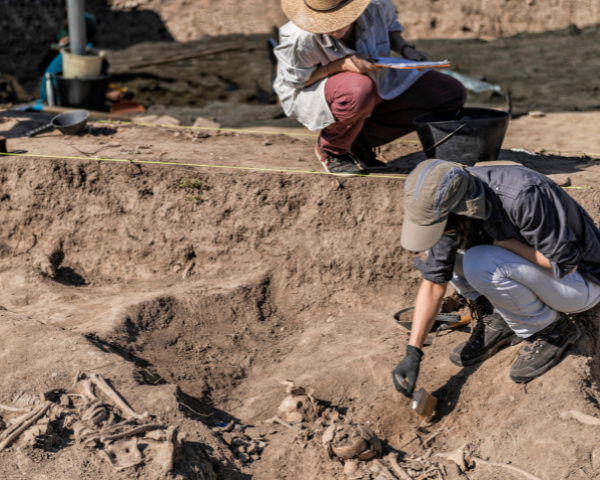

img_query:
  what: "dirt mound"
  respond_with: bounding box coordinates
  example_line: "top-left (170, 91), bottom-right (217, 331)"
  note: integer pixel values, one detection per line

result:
top-left (1, 134), bottom-right (600, 479)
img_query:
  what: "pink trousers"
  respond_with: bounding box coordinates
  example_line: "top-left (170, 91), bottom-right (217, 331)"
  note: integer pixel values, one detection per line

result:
top-left (320, 70), bottom-right (467, 156)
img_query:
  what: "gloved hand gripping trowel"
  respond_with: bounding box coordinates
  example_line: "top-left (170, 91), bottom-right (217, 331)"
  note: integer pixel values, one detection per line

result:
top-left (394, 373), bottom-right (438, 422)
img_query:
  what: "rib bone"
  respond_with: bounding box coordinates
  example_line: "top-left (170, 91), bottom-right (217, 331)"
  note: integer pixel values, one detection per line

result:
top-left (0, 401), bottom-right (52, 452)
top-left (89, 374), bottom-right (147, 421)
top-left (385, 453), bottom-right (412, 480)
top-left (0, 404), bottom-right (31, 413)
top-left (101, 424), bottom-right (164, 443)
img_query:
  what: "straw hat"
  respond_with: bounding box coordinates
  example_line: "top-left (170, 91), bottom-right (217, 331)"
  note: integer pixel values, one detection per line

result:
top-left (282, 0), bottom-right (372, 34)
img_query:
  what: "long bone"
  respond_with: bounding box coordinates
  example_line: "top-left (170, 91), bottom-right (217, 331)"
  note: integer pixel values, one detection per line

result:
top-left (0, 401), bottom-right (52, 452)
top-left (89, 374), bottom-right (147, 421)
top-left (384, 453), bottom-right (412, 480)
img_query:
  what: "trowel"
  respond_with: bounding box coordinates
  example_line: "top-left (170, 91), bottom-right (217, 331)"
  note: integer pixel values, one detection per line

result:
top-left (394, 307), bottom-right (471, 345)
top-left (395, 376), bottom-right (438, 422)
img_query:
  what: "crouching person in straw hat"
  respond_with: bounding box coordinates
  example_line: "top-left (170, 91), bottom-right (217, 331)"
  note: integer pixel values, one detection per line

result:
top-left (392, 160), bottom-right (600, 395)
top-left (274, 0), bottom-right (466, 176)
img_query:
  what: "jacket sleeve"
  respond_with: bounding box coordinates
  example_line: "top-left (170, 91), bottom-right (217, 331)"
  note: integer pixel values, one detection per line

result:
top-left (513, 186), bottom-right (581, 279)
top-left (274, 34), bottom-right (321, 89)
top-left (383, 0), bottom-right (404, 33)
top-left (414, 233), bottom-right (460, 284)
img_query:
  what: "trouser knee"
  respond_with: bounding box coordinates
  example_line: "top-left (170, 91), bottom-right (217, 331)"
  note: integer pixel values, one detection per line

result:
top-left (462, 245), bottom-right (497, 289)
top-left (329, 73), bottom-right (379, 121)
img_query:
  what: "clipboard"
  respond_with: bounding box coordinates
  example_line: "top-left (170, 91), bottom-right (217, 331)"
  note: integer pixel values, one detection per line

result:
top-left (373, 57), bottom-right (451, 70)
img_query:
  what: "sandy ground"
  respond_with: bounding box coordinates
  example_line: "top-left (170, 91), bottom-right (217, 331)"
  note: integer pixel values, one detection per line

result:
top-left (2, 109), bottom-right (600, 479)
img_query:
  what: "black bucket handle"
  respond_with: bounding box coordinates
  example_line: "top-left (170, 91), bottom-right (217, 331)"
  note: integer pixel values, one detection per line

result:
top-left (423, 123), bottom-right (467, 153)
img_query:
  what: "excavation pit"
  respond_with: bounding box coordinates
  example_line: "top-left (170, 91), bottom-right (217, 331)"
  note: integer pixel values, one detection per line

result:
top-left (1, 121), bottom-right (600, 479)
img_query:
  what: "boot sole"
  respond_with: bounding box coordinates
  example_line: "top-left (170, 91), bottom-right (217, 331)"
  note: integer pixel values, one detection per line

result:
top-left (450, 334), bottom-right (523, 367)
top-left (314, 146), bottom-right (363, 177)
top-left (510, 325), bottom-right (581, 383)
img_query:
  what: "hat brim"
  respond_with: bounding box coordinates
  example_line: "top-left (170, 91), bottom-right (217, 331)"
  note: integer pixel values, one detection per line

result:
top-left (282, 0), bottom-right (371, 34)
top-left (401, 217), bottom-right (448, 252)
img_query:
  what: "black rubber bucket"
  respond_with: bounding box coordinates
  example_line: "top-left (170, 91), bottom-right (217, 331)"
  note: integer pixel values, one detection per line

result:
top-left (413, 108), bottom-right (510, 166)
top-left (55, 73), bottom-right (110, 111)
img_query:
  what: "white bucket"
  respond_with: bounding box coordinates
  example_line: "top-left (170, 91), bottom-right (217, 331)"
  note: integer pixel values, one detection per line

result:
top-left (61, 47), bottom-right (105, 79)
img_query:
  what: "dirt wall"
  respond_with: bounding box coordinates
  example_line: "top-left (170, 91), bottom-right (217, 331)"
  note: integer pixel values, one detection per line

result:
top-left (113, 0), bottom-right (600, 41)
top-left (2, 149), bottom-right (600, 479)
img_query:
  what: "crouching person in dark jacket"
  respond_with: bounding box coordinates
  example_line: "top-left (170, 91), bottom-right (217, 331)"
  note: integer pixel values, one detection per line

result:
top-left (393, 160), bottom-right (600, 396)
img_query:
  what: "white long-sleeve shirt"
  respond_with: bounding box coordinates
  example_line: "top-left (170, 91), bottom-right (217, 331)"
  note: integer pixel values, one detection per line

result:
top-left (273, 0), bottom-right (427, 131)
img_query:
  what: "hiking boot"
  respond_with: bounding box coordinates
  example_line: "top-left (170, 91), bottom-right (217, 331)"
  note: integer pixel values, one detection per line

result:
top-left (315, 145), bottom-right (363, 176)
top-left (510, 313), bottom-right (581, 383)
top-left (450, 296), bottom-right (521, 367)
top-left (350, 133), bottom-right (387, 170)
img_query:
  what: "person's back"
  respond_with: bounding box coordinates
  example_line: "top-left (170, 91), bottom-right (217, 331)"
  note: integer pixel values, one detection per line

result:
top-left (394, 160), bottom-right (600, 395)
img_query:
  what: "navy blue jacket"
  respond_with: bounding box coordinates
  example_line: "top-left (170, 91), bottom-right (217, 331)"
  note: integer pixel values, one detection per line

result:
top-left (415, 166), bottom-right (600, 286)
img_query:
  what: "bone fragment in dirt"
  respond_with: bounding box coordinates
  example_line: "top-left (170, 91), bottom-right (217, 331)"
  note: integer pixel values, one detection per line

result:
top-left (0, 404), bottom-right (31, 413)
top-left (358, 425), bottom-right (382, 454)
top-left (370, 459), bottom-right (396, 480)
top-left (89, 374), bottom-right (148, 421)
top-left (145, 426), bottom-right (182, 473)
top-left (68, 378), bottom-right (98, 402)
top-left (33, 241), bottom-right (64, 278)
top-left (13, 392), bottom-right (43, 409)
top-left (384, 453), bottom-right (412, 480)
top-left (91, 409), bottom-right (109, 426)
top-left (73, 421), bottom-right (98, 440)
top-left (435, 443), bottom-right (467, 472)
top-left (0, 401), bottom-right (52, 452)
top-left (472, 457), bottom-right (544, 480)
top-left (423, 429), bottom-right (443, 446)
top-left (219, 421), bottom-right (235, 432)
top-left (322, 423), bottom-right (336, 445)
top-left (101, 424), bottom-right (164, 442)
top-left (82, 401), bottom-right (105, 421)
top-left (104, 412), bottom-right (115, 429)
top-left (102, 437), bottom-right (143, 470)
top-left (146, 429), bottom-right (168, 442)
top-left (560, 410), bottom-right (600, 426)
top-left (181, 259), bottom-right (195, 279)
top-left (265, 416), bottom-right (293, 429)
top-left (343, 460), bottom-right (358, 476)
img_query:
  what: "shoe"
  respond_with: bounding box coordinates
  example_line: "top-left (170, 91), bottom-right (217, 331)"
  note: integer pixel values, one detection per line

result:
top-left (450, 296), bottom-right (522, 367)
top-left (350, 133), bottom-right (387, 170)
top-left (314, 145), bottom-right (363, 176)
top-left (510, 313), bottom-right (580, 383)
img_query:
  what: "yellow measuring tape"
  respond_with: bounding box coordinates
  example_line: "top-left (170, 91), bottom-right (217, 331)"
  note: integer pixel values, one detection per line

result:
top-left (98, 120), bottom-right (600, 157)
top-left (1, 152), bottom-right (593, 190)
top-left (0, 151), bottom-right (409, 180)
top-left (3, 120), bottom-right (597, 183)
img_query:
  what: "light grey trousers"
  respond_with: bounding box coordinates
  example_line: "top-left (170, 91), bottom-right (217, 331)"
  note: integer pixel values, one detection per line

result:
top-left (451, 245), bottom-right (600, 338)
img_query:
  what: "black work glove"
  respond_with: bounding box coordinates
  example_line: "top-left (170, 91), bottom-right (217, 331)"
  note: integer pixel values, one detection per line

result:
top-left (392, 345), bottom-right (424, 398)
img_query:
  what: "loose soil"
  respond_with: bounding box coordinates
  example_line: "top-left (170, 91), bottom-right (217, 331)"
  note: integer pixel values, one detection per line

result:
top-left (2, 111), bottom-right (600, 479)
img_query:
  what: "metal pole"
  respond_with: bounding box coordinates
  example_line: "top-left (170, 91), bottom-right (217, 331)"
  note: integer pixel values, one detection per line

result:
top-left (67, 0), bottom-right (87, 56)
